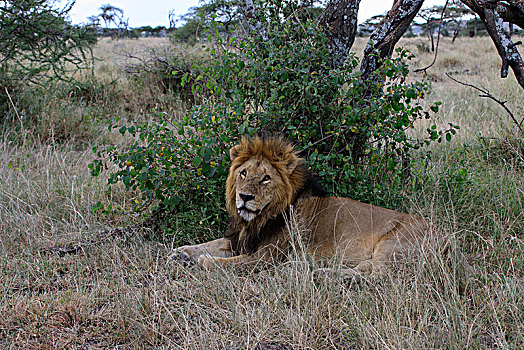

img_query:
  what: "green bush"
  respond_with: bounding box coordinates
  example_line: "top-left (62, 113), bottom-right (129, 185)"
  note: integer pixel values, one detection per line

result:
top-left (91, 0), bottom-right (457, 241)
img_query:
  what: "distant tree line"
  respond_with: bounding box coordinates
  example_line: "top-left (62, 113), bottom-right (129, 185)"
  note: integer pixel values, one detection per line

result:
top-left (83, 0), bottom-right (523, 44)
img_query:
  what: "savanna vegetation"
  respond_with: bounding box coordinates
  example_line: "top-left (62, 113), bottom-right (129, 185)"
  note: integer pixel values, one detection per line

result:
top-left (0, 0), bottom-right (523, 348)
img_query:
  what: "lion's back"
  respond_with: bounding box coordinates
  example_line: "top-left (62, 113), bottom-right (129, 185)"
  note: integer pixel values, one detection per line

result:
top-left (294, 196), bottom-right (428, 262)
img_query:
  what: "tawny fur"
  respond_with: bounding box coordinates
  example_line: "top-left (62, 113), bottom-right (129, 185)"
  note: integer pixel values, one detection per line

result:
top-left (172, 136), bottom-right (429, 277)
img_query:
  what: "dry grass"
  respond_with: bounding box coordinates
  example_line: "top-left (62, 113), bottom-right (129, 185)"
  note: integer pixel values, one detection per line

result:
top-left (0, 36), bottom-right (523, 348)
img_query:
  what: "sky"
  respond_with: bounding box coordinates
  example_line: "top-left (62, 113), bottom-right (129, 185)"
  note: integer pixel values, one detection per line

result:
top-left (68, 0), bottom-right (446, 28)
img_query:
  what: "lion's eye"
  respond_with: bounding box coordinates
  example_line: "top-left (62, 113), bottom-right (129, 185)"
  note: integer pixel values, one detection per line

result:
top-left (261, 175), bottom-right (271, 183)
top-left (240, 169), bottom-right (247, 178)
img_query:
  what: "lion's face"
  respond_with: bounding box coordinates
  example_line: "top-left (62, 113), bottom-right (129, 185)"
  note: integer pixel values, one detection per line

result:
top-left (233, 157), bottom-right (283, 222)
top-left (226, 137), bottom-right (301, 224)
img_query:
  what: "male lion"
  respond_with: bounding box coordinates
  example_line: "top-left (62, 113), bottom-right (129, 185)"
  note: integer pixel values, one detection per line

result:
top-left (173, 136), bottom-right (429, 277)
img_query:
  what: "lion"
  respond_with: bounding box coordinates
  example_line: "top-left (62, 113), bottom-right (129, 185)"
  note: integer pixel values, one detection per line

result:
top-left (172, 136), bottom-right (429, 277)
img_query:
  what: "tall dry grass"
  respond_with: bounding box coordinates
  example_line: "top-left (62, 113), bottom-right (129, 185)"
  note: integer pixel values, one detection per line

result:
top-left (0, 36), bottom-right (523, 348)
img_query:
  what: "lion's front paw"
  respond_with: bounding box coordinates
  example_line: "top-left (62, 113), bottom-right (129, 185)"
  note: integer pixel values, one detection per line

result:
top-left (170, 247), bottom-right (197, 267)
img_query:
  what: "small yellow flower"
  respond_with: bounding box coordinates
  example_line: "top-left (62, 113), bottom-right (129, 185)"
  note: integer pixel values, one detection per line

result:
top-left (134, 199), bottom-right (140, 204)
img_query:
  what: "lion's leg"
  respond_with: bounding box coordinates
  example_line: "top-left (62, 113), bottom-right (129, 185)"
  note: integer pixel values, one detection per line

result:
top-left (171, 238), bottom-right (233, 265)
top-left (198, 253), bottom-right (252, 270)
top-left (366, 221), bottom-right (424, 276)
top-left (198, 243), bottom-right (287, 270)
top-left (314, 259), bottom-right (379, 282)
top-left (317, 238), bottom-right (413, 279)
top-left (317, 220), bottom-right (425, 279)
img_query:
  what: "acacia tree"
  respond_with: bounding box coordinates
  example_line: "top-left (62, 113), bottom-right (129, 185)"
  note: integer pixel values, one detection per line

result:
top-left (99, 4), bottom-right (123, 29)
top-left (97, 3), bottom-right (129, 37)
top-left (0, 0), bottom-right (95, 86)
top-left (415, 2), bottom-right (474, 46)
top-left (445, 1), bottom-right (474, 42)
top-left (168, 9), bottom-right (177, 30)
top-left (417, 6), bottom-right (444, 51)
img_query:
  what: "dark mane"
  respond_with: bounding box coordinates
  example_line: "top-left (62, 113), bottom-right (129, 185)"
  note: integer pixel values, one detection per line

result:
top-left (224, 162), bottom-right (328, 255)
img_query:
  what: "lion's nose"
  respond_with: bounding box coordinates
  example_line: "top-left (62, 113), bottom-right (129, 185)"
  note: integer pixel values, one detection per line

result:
top-left (239, 193), bottom-right (255, 203)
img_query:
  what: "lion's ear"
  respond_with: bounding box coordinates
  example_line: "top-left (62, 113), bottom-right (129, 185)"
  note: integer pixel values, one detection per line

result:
top-left (284, 154), bottom-right (299, 174)
top-left (230, 145), bottom-right (242, 161)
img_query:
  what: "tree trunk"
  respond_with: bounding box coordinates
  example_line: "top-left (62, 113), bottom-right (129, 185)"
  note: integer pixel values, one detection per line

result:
top-left (452, 19), bottom-right (462, 42)
top-left (346, 0), bottom-right (425, 161)
top-left (429, 23), bottom-right (435, 51)
top-left (360, 0), bottom-right (425, 81)
top-left (461, 0), bottom-right (524, 89)
top-left (318, 0), bottom-right (361, 68)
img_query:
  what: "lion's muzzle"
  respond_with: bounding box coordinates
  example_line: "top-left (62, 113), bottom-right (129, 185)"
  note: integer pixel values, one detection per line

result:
top-left (236, 192), bottom-right (267, 222)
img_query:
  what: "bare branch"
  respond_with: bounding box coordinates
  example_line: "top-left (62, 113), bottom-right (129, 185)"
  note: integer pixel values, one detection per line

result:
top-left (414, 0), bottom-right (450, 73)
top-left (495, 0), bottom-right (524, 29)
top-left (461, 0), bottom-right (524, 89)
top-left (446, 73), bottom-right (523, 131)
top-left (4, 87), bottom-right (23, 131)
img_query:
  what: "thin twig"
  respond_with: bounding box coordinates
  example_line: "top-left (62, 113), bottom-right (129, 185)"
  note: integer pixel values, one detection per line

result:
top-left (414, 0), bottom-right (449, 73)
top-left (446, 73), bottom-right (523, 132)
top-left (4, 87), bottom-right (23, 131)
